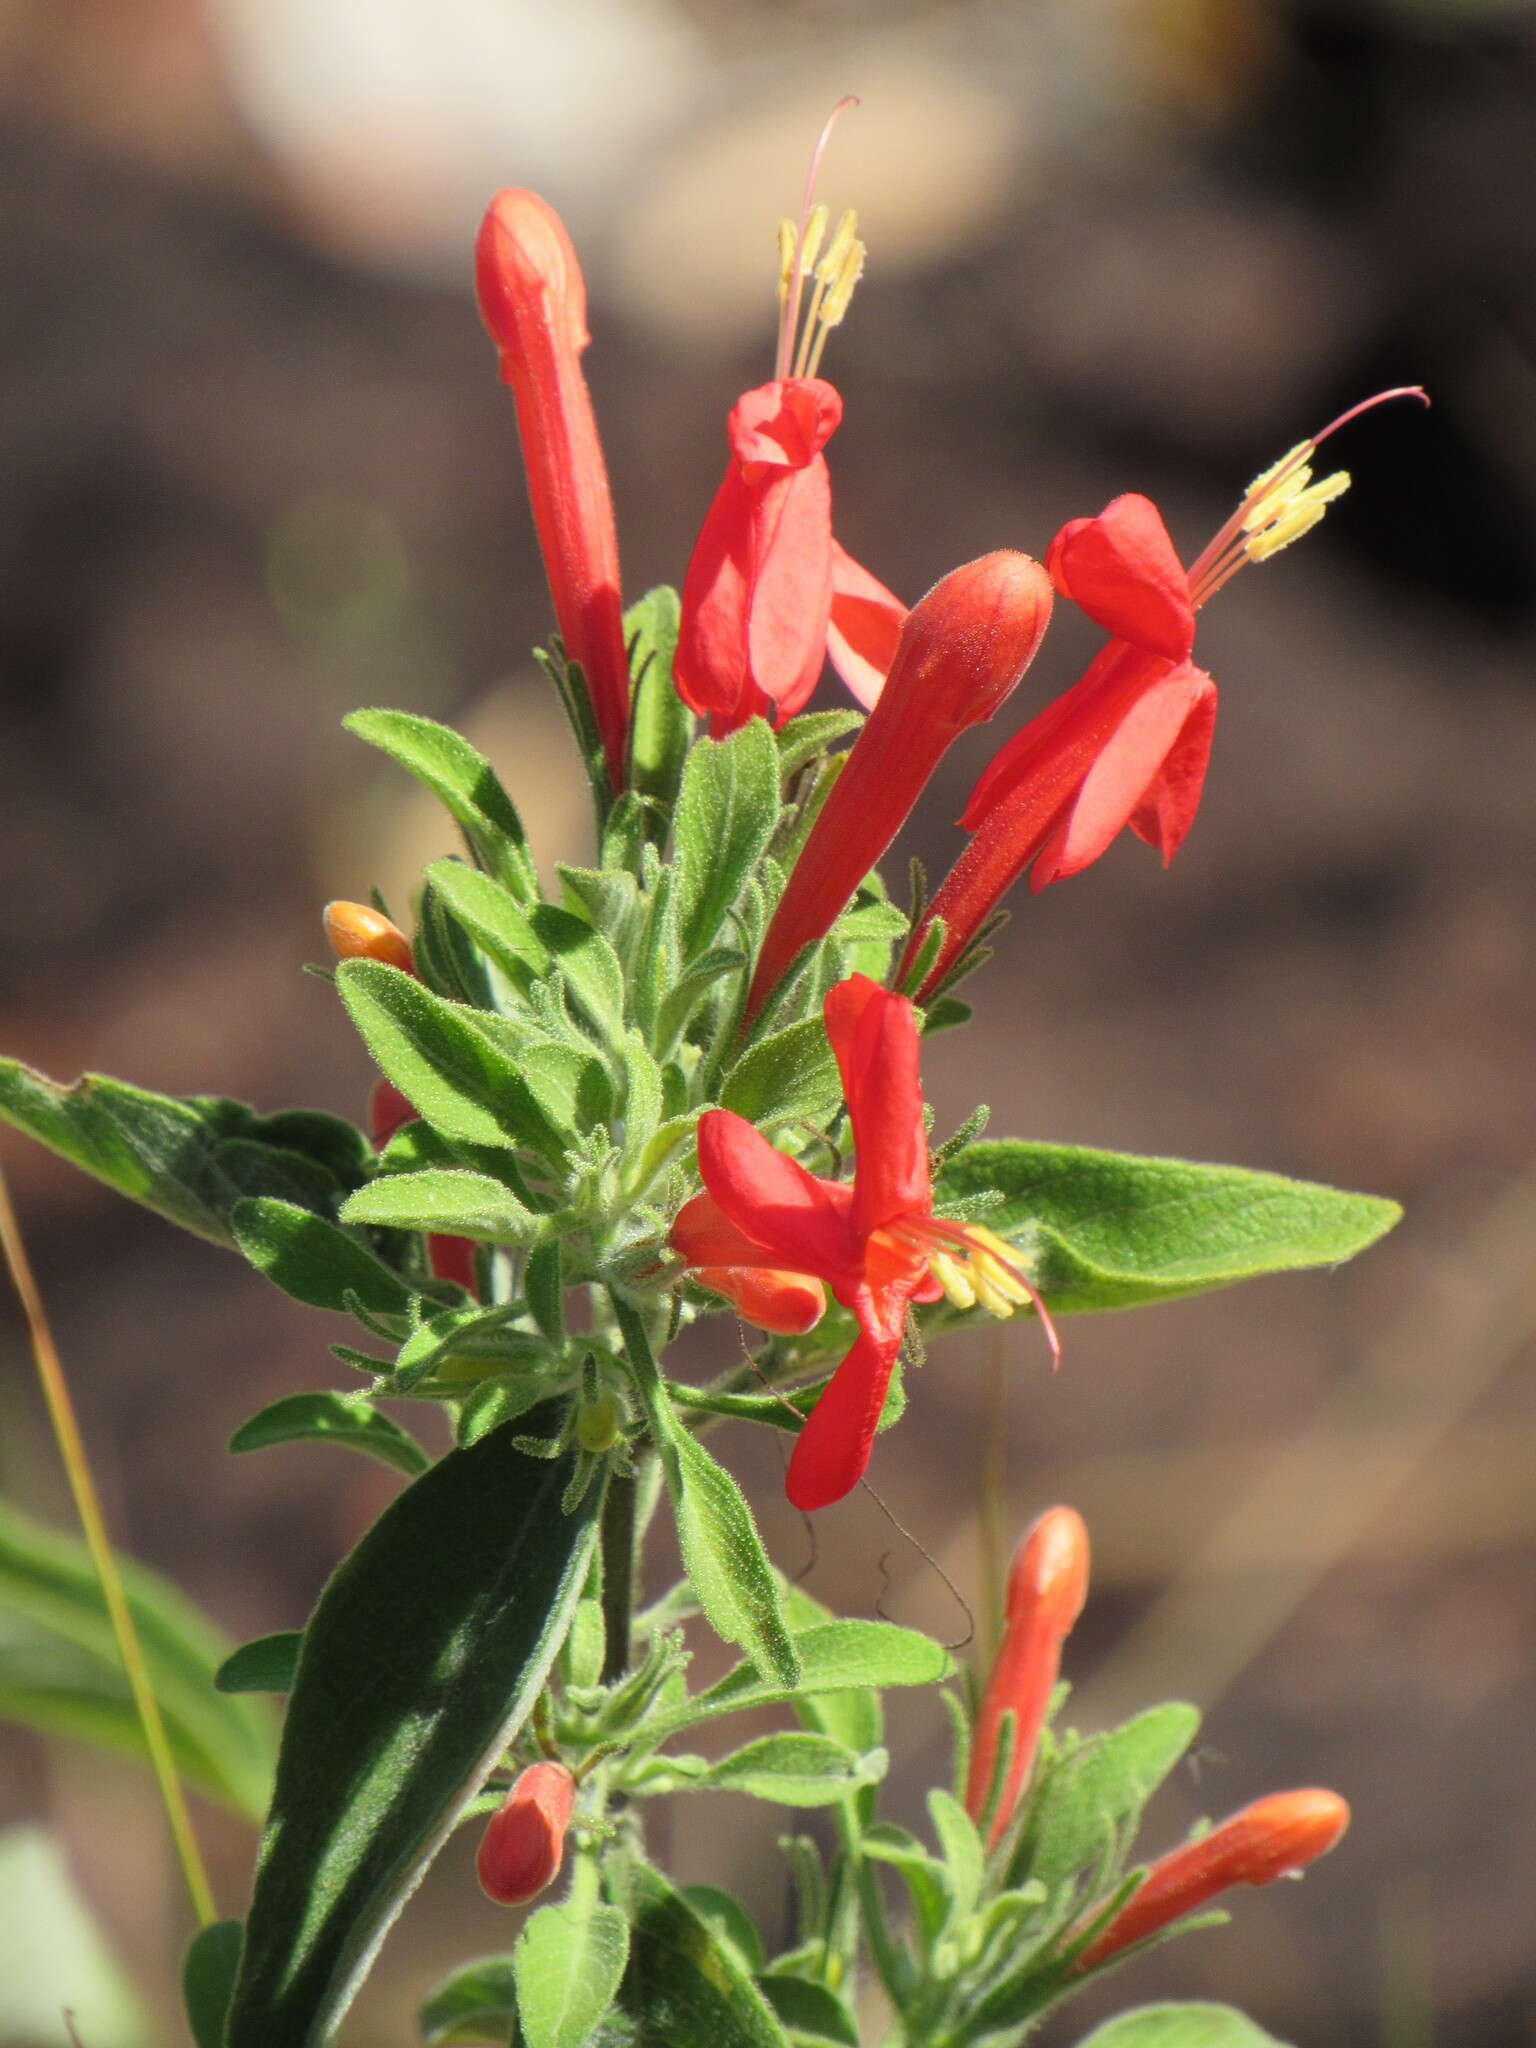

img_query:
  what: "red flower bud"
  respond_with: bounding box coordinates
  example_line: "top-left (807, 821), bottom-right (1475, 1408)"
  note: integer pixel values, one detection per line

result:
top-left (746, 550), bottom-right (1052, 1023)
top-left (476, 191), bottom-right (630, 793)
top-left (324, 902), bottom-right (414, 976)
top-left (1072, 1787), bottom-right (1351, 1972)
top-left (965, 1506), bottom-right (1089, 1845)
top-left (476, 1761), bottom-right (577, 1907)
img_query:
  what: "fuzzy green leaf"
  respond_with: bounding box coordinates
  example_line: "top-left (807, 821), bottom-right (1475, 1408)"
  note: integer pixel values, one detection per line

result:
top-left (627, 584), bottom-right (692, 830)
top-left (756, 1973), bottom-right (859, 2047)
top-left (672, 720), bottom-right (781, 963)
top-left (418, 1957), bottom-right (519, 2047)
top-left (224, 1413), bottom-right (600, 2048)
top-left (649, 1620), bottom-right (952, 1740)
top-left (681, 1732), bottom-right (887, 1807)
top-left (720, 1015), bottom-right (842, 1130)
top-left (344, 707), bottom-right (535, 896)
top-left (0, 1064), bottom-right (356, 1249)
top-left (516, 1895), bottom-right (631, 2048)
top-left (775, 709), bottom-right (863, 781)
top-left (1011, 1704), bottom-right (1201, 1905)
top-left (340, 1168), bottom-right (537, 1242)
top-left (335, 959), bottom-right (568, 1160)
top-left (934, 1141), bottom-right (1401, 1314)
top-left (1072, 2006), bottom-right (1291, 2048)
top-left (228, 1392), bottom-right (429, 1478)
top-left (614, 1865), bottom-right (792, 2047)
top-left (231, 1197), bottom-right (415, 1317)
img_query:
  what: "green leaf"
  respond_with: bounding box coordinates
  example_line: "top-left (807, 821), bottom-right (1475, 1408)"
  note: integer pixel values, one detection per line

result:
top-left (225, 1414), bottom-right (601, 2048)
top-left (720, 1016), bottom-right (842, 1130)
top-left (933, 1141), bottom-right (1401, 1314)
top-left (613, 1296), bottom-right (798, 1688)
top-left (1072, 2005), bottom-right (1291, 2048)
top-left (340, 1168), bottom-right (537, 1243)
top-left (860, 1823), bottom-right (954, 1948)
top-left (425, 858), bottom-right (628, 1045)
top-left (649, 1620), bottom-right (952, 1740)
top-left (671, 719), bottom-right (781, 963)
top-left (756, 1974), bottom-right (858, 2047)
top-left (0, 1826), bottom-right (151, 2047)
top-left (678, 1732), bottom-right (887, 1807)
top-left (516, 1893), bottom-right (631, 2048)
top-left (1011, 1704), bottom-right (1200, 1905)
top-left (775, 709), bottom-right (863, 781)
top-left (335, 959), bottom-right (568, 1161)
top-left (214, 1632), bottom-right (302, 1695)
top-left (0, 1064), bottom-right (348, 1249)
top-left (680, 1887), bottom-right (764, 1973)
top-left (183, 1919), bottom-right (244, 2048)
top-left (627, 584), bottom-right (692, 830)
top-left (419, 1956), bottom-right (519, 2047)
top-left (344, 707), bottom-right (535, 896)
top-left (231, 1197), bottom-right (415, 1317)
top-left (614, 1864), bottom-right (792, 2048)
top-left (0, 1500), bottom-right (274, 1819)
top-left (928, 1787), bottom-right (984, 1918)
top-left (228, 1392), bottom-right (429, 1478)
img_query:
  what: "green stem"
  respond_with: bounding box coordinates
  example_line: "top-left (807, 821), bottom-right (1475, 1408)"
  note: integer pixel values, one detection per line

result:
top-left (599, 1469), bottom-right (637, 1684)
top-left (0, 1157), bottom-right (216, 1927)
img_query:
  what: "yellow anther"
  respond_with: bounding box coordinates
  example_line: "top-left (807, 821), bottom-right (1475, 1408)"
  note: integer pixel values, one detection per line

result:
top-left (776, 219), bottom-right (797, 305)
top-left (1245, 471), bottom-right (1350, 563)
top-left (817, 209), bottom-right (859, 283)
top-left (817, 237), bottom-right (865, 332)
top-left (799, 203), bottom-right (830, 277)
top-left (973, 1251), bottom-right (1030, 1306)
top-left (971, 1265), bottom-right (1018, 1319)
top-left (930, 1250), bottom-right (976, 1310)
top-left (1243, 441), bottom-right (1310, 505)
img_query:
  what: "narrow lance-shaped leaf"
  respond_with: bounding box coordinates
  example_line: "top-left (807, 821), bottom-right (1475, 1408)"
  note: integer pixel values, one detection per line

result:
top-left (1070, 2006), bottom-right (1294, 2048)
top-left (344, 707), bottom-right (537, 897)
top-left (228, 1393), bottom-right (429, 1479)
top-left (613, 1865), bottom-right (792, 2048)
top-left (611, 1293), bottom-right (798, 1688)
top-left (671, 718), bottom-right (781, 964)
top-left (224, 1411), bottom-right (600, 2048)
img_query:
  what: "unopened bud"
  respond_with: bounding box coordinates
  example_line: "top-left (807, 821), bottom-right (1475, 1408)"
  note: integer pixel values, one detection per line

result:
top-left (324, 902), bottom-right (414, 976)
top-left (966, 1506), bottom-right (1090, 1845)
top-left (1073, 1787), bottom-right (1351, 1972)
top-left (476, 1761), bottom-right (576, 1907)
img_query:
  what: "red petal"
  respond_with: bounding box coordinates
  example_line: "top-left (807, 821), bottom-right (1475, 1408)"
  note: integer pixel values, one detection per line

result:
top-left (823, 977), bottom-right (930, 1234)
top-left (744, 460), bottom-right (834, 721)
top-left (693, 1266), bottom-right (827, 1335)
top-left (696, 1110), bottom-right (858, 1279)
top-left (1030, 661), bottom-right (1211, 889)
top-left (428, 1234), bottom-right (479, 1295)
top-left (1127, 670), bottom-right (1217, 860)
top-left (826, 541), bottom-right (907, 709)
top-left (1047, 495), bottom-right (1194, 664)
top-left (727, 378), bottom-right (842, 474)
top-left (784, 1292), bottom-right (908, 1510)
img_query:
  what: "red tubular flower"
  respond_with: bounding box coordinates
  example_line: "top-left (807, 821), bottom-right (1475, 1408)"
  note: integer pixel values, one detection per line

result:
top-left (965, 1506), bottom-right (1090, 1847)
top-left (476, 1760), bottom-right (577, 1907)
top-left (674, 380), bottom-right (907, 732)
top-left (674, 131), bottom-right (908, 734)
top-left (1072, 1788), bottom-right (1351, 1973)
top-left (476, 190), bottom-right (630, 792)
top-left (904, 390), bottom-right (1428, 998)
top-left (745, 551), bottom-right (1053, 1025)
top-left (670, 974), bottom-right (1058, 1509)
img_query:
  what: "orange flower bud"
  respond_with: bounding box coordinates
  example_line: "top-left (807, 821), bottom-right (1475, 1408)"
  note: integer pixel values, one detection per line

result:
top-left (966, 1506), bottom-right (1090, 1846)
top-left (1072, 1787), bottom-right (1351, 1972)
top-left (323, 902), bottom-right (414, 976)
top-left (476, 1761), bottom-right (577, 1907)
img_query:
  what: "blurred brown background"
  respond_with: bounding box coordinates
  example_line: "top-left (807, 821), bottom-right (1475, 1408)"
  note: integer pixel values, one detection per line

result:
top-left (1, 0), bottom-right (1535, 2041)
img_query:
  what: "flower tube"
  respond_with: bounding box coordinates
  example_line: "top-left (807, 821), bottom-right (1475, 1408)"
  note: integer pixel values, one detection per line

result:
top-left (745, 551), bottom-right (1052, 1024)
top-left (476, 190), bottom-right (630, 792)
top-left (1072, 1788), bottom-right (1351, 1972)
top-left (965, 1506), bottom-right (1090, 1846)
top-left (476, 1761), bottom-right (577, 1907)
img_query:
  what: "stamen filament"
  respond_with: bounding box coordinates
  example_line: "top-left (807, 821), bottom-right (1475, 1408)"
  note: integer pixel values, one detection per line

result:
top-left (775, 95), bottom-right (860, 381)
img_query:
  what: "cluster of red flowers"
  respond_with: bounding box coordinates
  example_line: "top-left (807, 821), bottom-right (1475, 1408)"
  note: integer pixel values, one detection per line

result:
top-left (468, 164), bottom-right (1422, 1513)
